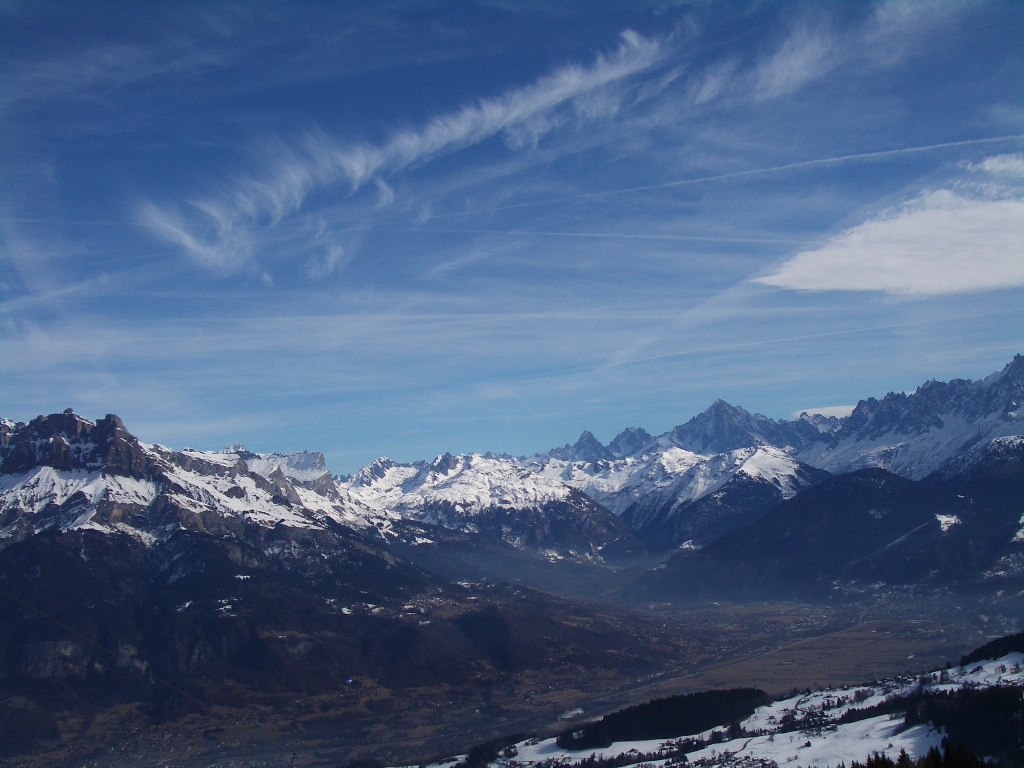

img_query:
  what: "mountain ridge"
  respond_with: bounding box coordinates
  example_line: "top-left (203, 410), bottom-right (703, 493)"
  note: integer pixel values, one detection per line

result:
top-left (3, 356), bottom-right (1022, 558)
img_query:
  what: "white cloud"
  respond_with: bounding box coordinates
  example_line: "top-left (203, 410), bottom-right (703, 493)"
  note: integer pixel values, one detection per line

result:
top-left (687, 58), bottom-right (738, 105)
top-left (307, 29), bottom-right (662, 186)
top-left (144, 30), bottom-right (665, 273)
top-left (755, 189), bottom-right (1024, 295)
top-left (868, 0), bottom-right (970, 41)
top-left (0, 41), bottom-right (230, 109)
top-left (753, 21), bottom-right (836, 100)
top-left (972, 153), bottom-right (1024, 178)
top-left (306, 244), bottom-right (347, 279)
top-left (138, 201), bottom-right (253, 272)
top-left (373, 178), bottom-right (395, 208)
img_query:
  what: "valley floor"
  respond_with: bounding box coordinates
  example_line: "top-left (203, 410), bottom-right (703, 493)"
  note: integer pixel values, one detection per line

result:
top-left (8, 592), bottom-right (1009, 768)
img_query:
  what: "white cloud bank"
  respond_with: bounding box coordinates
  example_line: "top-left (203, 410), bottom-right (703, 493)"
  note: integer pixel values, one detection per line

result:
top-left (755, 187), bottom-right (1024, 296)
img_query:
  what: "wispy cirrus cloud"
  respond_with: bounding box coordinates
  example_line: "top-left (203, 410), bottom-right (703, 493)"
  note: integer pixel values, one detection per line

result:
top-left (866, 0), bottom-right (974, 60)
top-left (753, 19), bottom-right (837, 100)
top-left (142, 30), bottom-right (667, 273)
top-left (2, 44), bottom-right (208, 108)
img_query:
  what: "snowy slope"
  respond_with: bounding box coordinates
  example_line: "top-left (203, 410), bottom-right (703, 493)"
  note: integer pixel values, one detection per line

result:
top-left (0, 412), bottom-right (393, 547)
top-left (339, 452), bottom-right (627, 555)
top-left (512, 716), bottom-right (941, 768)
top-left (523, 444), bottom-right (824, 547)
top-left (343, 453), bottom-right (584, 524)
top-left (339, 445), bottom-right (817, 553)
top-left (0, 465), bottom-right (159, 543)
top-left (459, 653), bottom-right (1024, 768)
top-left (795, 409), bottom-right (1021, 480)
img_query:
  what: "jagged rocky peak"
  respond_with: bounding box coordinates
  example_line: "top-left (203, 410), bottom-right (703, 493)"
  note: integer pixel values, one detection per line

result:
top-left (834, 357), bottom-right (1024, 442)
top-left (431, 452), bottom-right (461, 475)
top-left (571, 431), bottom-right (614, 462)
top-left (0, 418), bottom-right (18, 450)
top-left (608, 426), bottom-right (653, 458)
top-left (350, 456), bottom-right (400, 485)
top-left (0, 409), bottom-right (149, 478)
top-left (991, 352), bottom-right (1024, 382)
top-left (797, 411), bottom-right (842, 434)
top-left (670, 399), bottom-right (777, 454)
top-left (983, 353), bottom-right (1024, 412)
top-left (241, 448), bottom-right (333, 488)
top-left (540, 430), bottom-right (614, 462)
top-left (853, 390), bottom-right (945, 438)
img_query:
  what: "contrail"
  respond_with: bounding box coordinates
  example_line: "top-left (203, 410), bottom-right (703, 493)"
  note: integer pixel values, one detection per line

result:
top-left (421, 228), bottom-right (810, 245)
top-left (5, 136), bottom-right (1020, 235)
top-left (608, 308), bottom-right (1024, 369)
top-left (500, 307), bottom-right (1024, 382)
top-left (428, 134), bottom-right (1024, 219)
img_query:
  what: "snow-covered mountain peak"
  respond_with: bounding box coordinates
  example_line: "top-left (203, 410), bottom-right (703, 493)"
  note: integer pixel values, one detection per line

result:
top-left (402, 453), bottom-right (578, 513)
top-left (0, 414), bottom-right (401, 547)
top-left (539, 430), bottom-right (615, 463)
top-left (244, 450), bottom-right (332, 485)
top-left (430, 452), bottom-right (462, 475)
top-left (798, 410), bottom-right (843, 434)
top-left (349, 457), bottom-right (408, 487)
top-left (984, 352), bottom-right (1024, 385)
top-left (337, 452), bottom-right (628, 556)
top-left (734, 445), bottom-right (813, 495)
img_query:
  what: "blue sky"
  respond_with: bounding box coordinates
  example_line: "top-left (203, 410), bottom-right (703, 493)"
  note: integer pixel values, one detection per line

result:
top-left (2, 1), bottom-right (1023, 473)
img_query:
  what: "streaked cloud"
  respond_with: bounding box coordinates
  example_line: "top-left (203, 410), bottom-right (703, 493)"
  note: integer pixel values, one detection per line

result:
top-left (138, 202), bottom-right (253, 273)
top-left (753, 20), bottom-right (837, 100)
top-left (143, 30), bottom-right (666, 272)
top-left (1, 40), bottom-right (229, 109)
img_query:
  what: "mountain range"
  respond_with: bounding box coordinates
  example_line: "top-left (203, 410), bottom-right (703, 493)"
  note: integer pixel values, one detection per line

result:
top-left (2, 355), bottom-right (1022, 571)
top-left (1, 356), bottom-right (1023, 764)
